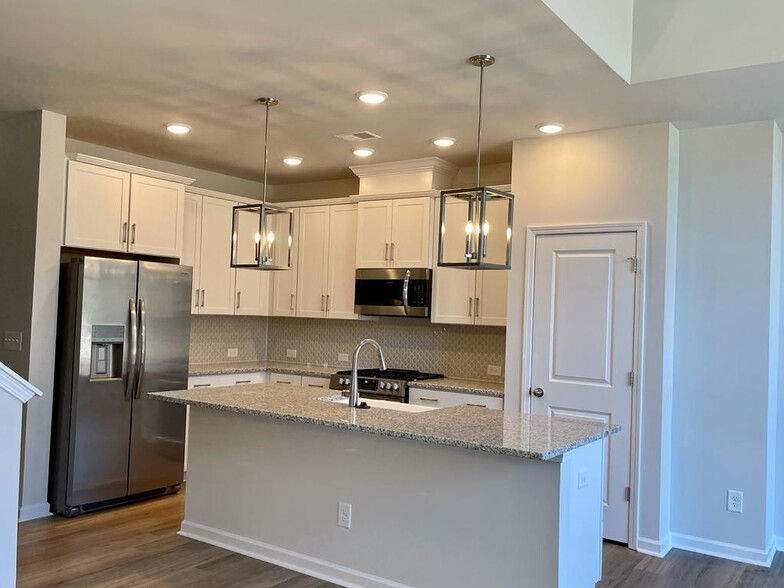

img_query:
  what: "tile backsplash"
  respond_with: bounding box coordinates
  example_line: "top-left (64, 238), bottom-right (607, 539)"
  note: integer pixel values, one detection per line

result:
top-left (190, 315), bottom-right (268, 363)
top-left (190, 315), bottom-right (506, 381)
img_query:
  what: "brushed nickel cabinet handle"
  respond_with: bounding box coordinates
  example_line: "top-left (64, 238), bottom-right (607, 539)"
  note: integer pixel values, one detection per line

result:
top-left (307, 384), bottom-right (323, 388)
top-left (192, 383), bottom-right (211, 388)
top-left (384, 243), bottom-right (389, 261)
top-left (122, 222), bottom-right (128, 243)
top-left (418, 397), bottom-right (439, 403)
top-left (275, 380), bottom-right (292, 385)
top-left (468, 297), bottom-right (473, 317)
top-left (326, 294), bottom-right (330, 312)
top-left (236, 291), bottom-right (241, 309)
top-left (200, 289), bottom-right (205, 307)
top-left (194, 289), bottom-right (199, 308)
top-left (131, 223), bottom-right (136, 244)
top-left (466, 403), bottom-right (487, 408)
top-left (290, 293), bottom-right (294, 310)
top-left (475, 297), bottom-right (480, 318)
top-left (321, 294), bottom-right (325, 311)
top-left (390, 242), bottom-right (395, 263)
top-left (235, 379), bottom-right (251, 384)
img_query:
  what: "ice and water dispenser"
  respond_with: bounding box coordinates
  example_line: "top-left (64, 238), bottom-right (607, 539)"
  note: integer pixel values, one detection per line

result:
top-left (90, 325), bottom-right (125, 379)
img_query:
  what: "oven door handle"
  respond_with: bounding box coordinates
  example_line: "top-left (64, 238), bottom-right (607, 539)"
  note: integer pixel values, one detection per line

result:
top-left (402, 269), bottom-right (410, 315)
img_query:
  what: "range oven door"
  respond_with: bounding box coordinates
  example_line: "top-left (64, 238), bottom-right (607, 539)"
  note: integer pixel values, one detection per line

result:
top-left (354, 268), bottom-right (431, 317)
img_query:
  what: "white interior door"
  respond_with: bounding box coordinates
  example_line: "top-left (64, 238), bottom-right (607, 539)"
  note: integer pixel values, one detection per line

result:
top-left (326, 204), bottom-right (358, 319)
top-left (390, 197), bottom-right (431, 267)
top-left (296, 206), bottom-right (330, 318)
top-left (529, 231), bottom-right (637, 543)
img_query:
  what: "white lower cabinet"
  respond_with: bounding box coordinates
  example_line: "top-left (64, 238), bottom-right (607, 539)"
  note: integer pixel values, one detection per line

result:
top-left (408, 387), bottom-right (503, 410)
top-left (268, 373), bottom-right (303, 386)
top-left (301, 376), bottom-right (330, 389)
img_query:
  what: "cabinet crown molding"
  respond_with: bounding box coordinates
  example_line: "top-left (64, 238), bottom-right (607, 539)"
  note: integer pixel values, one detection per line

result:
top-left (350, 157), bottom-right (459, 195)
top-left (69, 154), bottom-right (196, 185)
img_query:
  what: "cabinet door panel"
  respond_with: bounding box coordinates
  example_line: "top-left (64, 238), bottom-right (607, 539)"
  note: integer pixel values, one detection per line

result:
top-left (356, 200), bottom-right (392, 268)
top-left (431, 266), bottom-right (476, 325)
top-left (296, 207), bottom-right (330, 318)
top-left (391, 197), bottom-right (432, 268)
top-left (233, 204), bottom-right (265, 315)
top-left (128, 175), bottom-right (185, 257)
top-left (198, 196), bottom-right (236, 315)
top-left (476, 270), bottom-right (508, 326)
top-left (182, 193), bottom-right (202, 314)
top-left (272, 209), bottom-right (300, 316)
top-left (326, 205), bottom-right (358, 319)
top-left (64, 161), bottom-right (130, 252)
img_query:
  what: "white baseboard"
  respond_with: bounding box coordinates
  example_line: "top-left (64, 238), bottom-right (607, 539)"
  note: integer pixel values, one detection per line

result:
top-left (636, 534), bottom-right (672, 558)
top-left (774, 535), bottom-right (784, 552)
top-left (18, 502), bottom-right (51, 522)
top-left (179, 520), bottom-right (412, 588)
top-left (670, 532), bottom-right (775, 567)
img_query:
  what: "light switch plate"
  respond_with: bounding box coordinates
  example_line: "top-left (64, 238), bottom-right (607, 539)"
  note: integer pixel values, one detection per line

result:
top-left (286, 349), bottom-right (297, 359)
top-left (3, 331), bottom-right (23, 352)
top-left (227, 348), bottom-right (239, 358)
top-left (487, 365), bottom-right (502, 377)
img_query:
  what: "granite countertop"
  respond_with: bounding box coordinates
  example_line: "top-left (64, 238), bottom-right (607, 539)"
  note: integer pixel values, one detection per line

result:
top-left (152, 384), bottom-right (618, 461)
top-left (189, 361), bottom-right (337, 378)
top-left (410, 377), bottom-right (505, 398)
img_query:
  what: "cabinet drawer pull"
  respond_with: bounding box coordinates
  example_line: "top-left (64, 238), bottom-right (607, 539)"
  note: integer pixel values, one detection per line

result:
top-left (194, 289), bottom-right (199, 308)
top-left (468, 297), bottom-right (473, 317)
top-left (275, 380), bottom-right (292, 385)
top-left (122, 222), bottom-right (128, 243)
top-left (390, 242), bottom-right (395, 262)
top-left (235, 379), bottom-right (251, 384)
top-left (307, 383), bottom-right (323, 388)
top-left (475, 297), bottom-right (480, 318)
top-left (384, 242), bottom-right (389, 261)
top-left (466, 403), bottom-right (487, 408)
top-left (131, 223), bottom-right (136, 244)
top-left (321, 294), bottom-right (325, 311)
top-left (200, 289), bottom-right (205, 307)
top-left (418, 397), bottom-right (439, 402)
top-left (236, 291), bottom-right (241, 309)
top-left (290, 293), bottom-right (294, 310)
top-left (326, 294), bottom-right (330, 312)
top-left (192, 383), bottom-right (211, 388)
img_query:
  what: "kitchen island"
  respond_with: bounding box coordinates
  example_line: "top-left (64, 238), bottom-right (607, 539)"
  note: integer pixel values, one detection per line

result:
top-left (153, 383), bottom-right (619, 588)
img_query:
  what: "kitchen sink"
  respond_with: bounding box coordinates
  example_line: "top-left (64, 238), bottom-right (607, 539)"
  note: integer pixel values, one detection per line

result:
top-left (318, 395), bottom-right (435, 413)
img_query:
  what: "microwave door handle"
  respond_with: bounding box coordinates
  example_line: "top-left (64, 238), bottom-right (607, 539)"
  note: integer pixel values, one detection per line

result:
top-left (134, 298), bottom-right (147, 399)
top-left (125, 298), bottom-right (137, 400)
top-left (402, 269), bottom-right (410, 315)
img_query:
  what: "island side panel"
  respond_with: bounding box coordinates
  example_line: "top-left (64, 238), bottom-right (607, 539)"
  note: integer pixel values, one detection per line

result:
top-left (182, 406), bottom-right (570, 588)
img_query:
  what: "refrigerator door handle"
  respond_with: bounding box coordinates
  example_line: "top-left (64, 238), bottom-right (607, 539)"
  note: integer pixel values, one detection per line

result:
top-left (124, 298), bottom-right (138, 401)
top-left (134, 298), bottom-right (147, 399)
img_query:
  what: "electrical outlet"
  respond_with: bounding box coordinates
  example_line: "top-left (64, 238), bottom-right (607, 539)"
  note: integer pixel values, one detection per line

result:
top-left (338, 352), bottom-right (349, 363)
top-left (487, 365), bottom-right (502, 377)
top-left (3, 331), bottom-right (23, 352)
top-left (577, 469), bottom-right (588, 490)
top-left (338, 502), bottom-right (352, 529)
top-left (727, 490), bottom-right (743, 513)
top-left (227, 348), bottom-right (239, 358)
top-left (286, 349), bottom-right (297, 359)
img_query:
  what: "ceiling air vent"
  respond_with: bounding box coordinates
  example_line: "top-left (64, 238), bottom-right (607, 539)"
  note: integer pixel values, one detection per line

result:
top-left (334, 130), bottom-right (382, 141)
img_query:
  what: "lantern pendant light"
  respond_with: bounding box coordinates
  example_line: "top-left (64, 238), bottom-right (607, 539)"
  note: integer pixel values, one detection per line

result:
top-left (230, 97), bottom-right (294, 271)
top-left (437, 55), bottom-right (514, 270)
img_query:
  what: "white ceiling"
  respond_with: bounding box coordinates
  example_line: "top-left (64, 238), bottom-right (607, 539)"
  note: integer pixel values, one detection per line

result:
top-left (2, 0), bottom-right (784, 183)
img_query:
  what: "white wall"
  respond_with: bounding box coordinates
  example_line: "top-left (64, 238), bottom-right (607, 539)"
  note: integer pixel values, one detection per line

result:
top-left (671, 121), bottom-right (781, 563)
top-left (507, 123), bottom-right (678, 550)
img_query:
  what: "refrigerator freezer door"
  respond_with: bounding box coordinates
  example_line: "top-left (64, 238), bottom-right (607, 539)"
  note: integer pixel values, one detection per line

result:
top-left (128, 261), bottom-right (191, 495)
top-left (69, 258), bottom-right (138, 507)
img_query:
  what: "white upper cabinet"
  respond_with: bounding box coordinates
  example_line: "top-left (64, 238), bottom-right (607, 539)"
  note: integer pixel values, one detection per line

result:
top-left (197, 196), bottom-right (236, 315)
top-left (431, 267), bottom-right (477, 325)
top-left (272, 209), bottom-right (300, 316)
top-left (356, 197), bottom-right (432, 268)
top-left (128, 175), bottom-right (185, 257)
top-left (233, 203), bottom-right (272, 316)
top-left (181, 193), bottom-right (203, 313)
top-left (355, 200), bottom-right (392, 268)
top-left (64, 161), bottom-right (131, 252)
top-left (296, 206), bottom-right (331, 318)
top-left (390, 197), bottom-right (432, 267)
top-left (326, 205), bottom-right (358, 319)
top-left (475, 270), bottom-right (508, 326)
top-left (64, 160), bottom-right (186, 258)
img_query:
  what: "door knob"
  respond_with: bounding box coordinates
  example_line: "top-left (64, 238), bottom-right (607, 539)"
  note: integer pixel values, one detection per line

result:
top-left (531, 387), bottom-right (545, 398)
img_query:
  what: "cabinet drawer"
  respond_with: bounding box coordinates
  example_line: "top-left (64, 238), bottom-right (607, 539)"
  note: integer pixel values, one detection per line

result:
top-left (408, 388), bottom-right (503, 410)
top-left (269, 373), bottom-right (302, 386)
top-left (188, 372), bottom-right (263, 388)
top-left (301, 376), bottom-right (329, 389)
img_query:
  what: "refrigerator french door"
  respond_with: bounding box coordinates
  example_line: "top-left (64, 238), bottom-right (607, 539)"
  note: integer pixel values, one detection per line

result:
top-left (50, 257), bottom-right (191, 516)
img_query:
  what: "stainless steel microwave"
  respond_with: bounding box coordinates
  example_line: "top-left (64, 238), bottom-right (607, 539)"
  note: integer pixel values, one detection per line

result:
top-left (354, 268), bottom-right (432, 317)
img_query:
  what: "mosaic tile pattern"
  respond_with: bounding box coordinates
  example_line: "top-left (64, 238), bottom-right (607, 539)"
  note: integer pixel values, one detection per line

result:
top-left (190, 315), bottom-right (268, 363)
top-left (266, 317), bottom-right (506, 382)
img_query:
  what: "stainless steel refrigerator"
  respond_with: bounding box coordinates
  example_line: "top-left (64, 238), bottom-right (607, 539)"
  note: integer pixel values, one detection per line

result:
top-left (50, 256), bottom-right (191, 516)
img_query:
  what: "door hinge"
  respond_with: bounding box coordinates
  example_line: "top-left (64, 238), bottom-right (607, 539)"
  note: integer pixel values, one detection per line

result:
top-left (625, 487), bottom-right (631, 502)
top-left (628, 371), bottom-right (635, 387)
top-left (627, 256), bottom-right (638, 273)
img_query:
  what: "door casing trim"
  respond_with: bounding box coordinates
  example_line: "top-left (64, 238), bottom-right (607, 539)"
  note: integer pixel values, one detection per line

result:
top-left (520, 222), bottom-right (647, 552)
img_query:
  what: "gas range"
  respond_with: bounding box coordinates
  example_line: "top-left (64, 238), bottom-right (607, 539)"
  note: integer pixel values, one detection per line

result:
top-left (329, 368), bottom-right (444, 402)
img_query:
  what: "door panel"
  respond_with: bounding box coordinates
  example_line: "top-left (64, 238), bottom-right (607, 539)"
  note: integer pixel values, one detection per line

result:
top-left (529, 232), bottom-right (636, 543)
top-left (64, 161), bottom-right (130, 252)
top-left (296, 206), bottom-right (330, 318)
top-left (391, 197), bottom-right (431, 267)
top-left (431, 267), bottom-right (476, 324)
top-left (69, 258), bottom-right (137, 507)
top-left (272, 209), bottom-right (300, 316)
top-left (128, 262), bottom-right (190, 495)
top-left (181, 193), bottom-right (202, 313)
top-left (128, 175), bottom-right (185, 258)
top-left (326, 205), bottom-right (358, 319)
top-left (356, 200), bottom-right (392, 268)
top-left (476, 269), bottom-right (508, 326)
top-left (198, 196), bottom-right (236, 314)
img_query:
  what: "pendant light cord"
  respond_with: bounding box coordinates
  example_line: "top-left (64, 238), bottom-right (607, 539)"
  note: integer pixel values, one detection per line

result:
top-left (262, 100), bottom-right (270, 207)
top-left (476, 62), bottom-right (483, 188)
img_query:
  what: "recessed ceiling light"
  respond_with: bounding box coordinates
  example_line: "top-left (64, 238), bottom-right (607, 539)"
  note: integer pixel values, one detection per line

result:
top-left (356, 90), bottom-right (388, 104)
top-left (353, 147), bottom-right (375, 157)
top-left (166, 123), bottom-right (191, 135)
top-left (432, 137), bottom-right (456, 147)
top-left (537, 122), bottom-right (564, 134)
top-left (282, 157), bottom-right (303, 166)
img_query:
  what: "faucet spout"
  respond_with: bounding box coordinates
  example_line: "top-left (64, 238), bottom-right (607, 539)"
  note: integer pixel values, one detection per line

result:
top-left (350, 339), bottom-right (386, 408)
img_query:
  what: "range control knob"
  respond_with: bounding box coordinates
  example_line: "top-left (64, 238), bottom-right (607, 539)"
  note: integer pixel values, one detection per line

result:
top-left (338, 378), bottom-right (345, 385)
top-left (345, 378), bottom-right (351, 386)
top-left (379, 382), bottom-right (387, 390)
top-left (391, 383), bottom-right (400, 391)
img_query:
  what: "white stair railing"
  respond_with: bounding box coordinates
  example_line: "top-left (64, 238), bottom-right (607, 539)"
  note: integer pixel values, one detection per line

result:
top-left (0, 362), bottom-right (42, 588)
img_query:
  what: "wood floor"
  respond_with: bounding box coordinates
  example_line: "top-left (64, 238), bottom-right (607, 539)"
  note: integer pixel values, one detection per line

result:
top-left (17, 491), bottom-right (784, 587)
